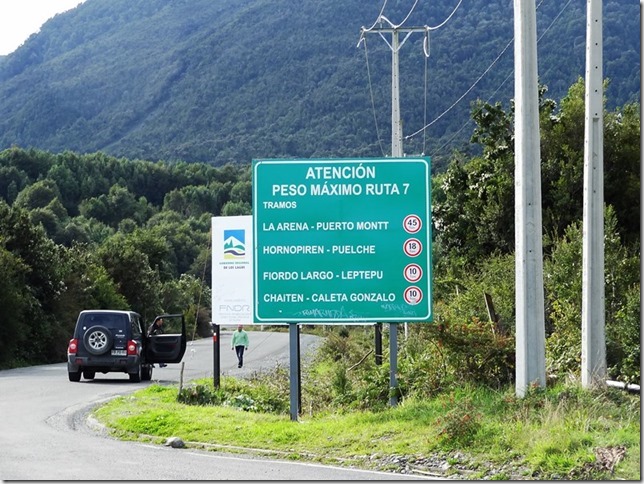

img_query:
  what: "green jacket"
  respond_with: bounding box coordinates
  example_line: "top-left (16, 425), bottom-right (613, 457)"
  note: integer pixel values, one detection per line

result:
top-left (231, 330), bottom-right (249, 349)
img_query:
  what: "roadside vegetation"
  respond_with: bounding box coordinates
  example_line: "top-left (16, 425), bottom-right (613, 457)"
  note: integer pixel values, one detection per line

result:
top-left (94, 326), bottom-right (640, 480)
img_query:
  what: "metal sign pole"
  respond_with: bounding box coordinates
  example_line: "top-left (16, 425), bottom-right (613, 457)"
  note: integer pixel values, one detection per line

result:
top-left (389, 323), bottom-right (398, 406)
top-left (212, 323), bottom-right (220, 388)
top-left (289, 323), bottom-right (301, 421)
top-left (375, 323), bottom-right (383, 365)
top-left (297, 324), bottom-right (302, 413)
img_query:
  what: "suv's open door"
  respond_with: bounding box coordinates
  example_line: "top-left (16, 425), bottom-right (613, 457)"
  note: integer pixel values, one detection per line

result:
top-left (145, 313), bottom-right (187, 364)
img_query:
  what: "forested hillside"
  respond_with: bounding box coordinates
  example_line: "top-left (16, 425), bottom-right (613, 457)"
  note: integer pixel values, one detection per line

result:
top-left (0, 151), bottom-right (250, 367)
top-left (0, 0), bottom-right (639, 168)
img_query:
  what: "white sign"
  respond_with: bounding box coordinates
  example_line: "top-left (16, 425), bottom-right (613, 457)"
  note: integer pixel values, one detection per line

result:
top-left (211, 215), bottom-right (254, 325)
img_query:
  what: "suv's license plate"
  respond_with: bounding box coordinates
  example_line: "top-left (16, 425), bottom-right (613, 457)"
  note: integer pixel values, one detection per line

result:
top-left (111, 350), bottom-right (127, 356)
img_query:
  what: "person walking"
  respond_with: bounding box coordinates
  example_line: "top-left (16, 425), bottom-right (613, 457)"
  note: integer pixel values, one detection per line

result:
top-left (231, 324), bottom-right (249, 368)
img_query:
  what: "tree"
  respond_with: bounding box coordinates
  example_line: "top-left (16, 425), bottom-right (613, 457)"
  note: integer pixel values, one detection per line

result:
top-left (46, 162), bottom-right (81, 215)
top-left (0, 201), bottom-right (68, 364)
top-left (229, 180), bottom-right (252, 205)
top-left (603, 101), bottom-right (640, 244)
top-left (541, 78), bottom-right (641, 244)
top-left (0, 147), bottom-right (52, 180)
top-left (0, 165), bottom-right (28, 203)
top-left (161, 273), bottom-right (211, 336)
top-left (163, 184), bottom-right (229, 218)
top-left (221, 200), bottom-right (251, 216)
top-left (79, 196), bottom-right (109, 223)
top-left (432, 97), bottom-right (516, 265)
top-left (435, 81), bottom-right (640, 267)
top-left (54, 244), bottom-right (127, 325)
top-left (13, 179), bottom-right (61, 210)
top-left (29, 207), bottom-right (62, 241)
top-left (98, 233), bottom-right (163, 318)
top-left (0, 201), bottom-right (63, 311)
top-left (0, 245), bottom-right (31, 368)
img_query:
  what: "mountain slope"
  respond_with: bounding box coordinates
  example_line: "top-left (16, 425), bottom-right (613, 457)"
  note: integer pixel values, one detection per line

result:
top-left (0, 0), bottom-right (639, 168)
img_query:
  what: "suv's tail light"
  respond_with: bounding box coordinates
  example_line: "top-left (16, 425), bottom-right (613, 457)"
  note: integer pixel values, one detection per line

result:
top-left (127, 341), bottom-right (138, 356)
top-left (68, 338), bottom-right (78, 355)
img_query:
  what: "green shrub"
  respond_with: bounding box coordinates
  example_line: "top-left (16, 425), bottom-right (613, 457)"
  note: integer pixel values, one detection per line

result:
top-left (352, 362), bottom-right (390, 411)
top-left (427, 254), bottom-right (516, 389)
top-left (318, 327), bottom-right (371, 364)
top-left (224, 394), bottom-right (257, 411)
top-left (331, 364), bottom-right (354, 405)
top-left (435, 317), bottom-right (514, 388)
top-left (177, 383), bottom-right (226, 406)
top-left (435, 396), bottom-right (481, 447)
top-left (176, 376), bottom-right (289, 414)
top-left (397, 326), bottom-right (453, 396)
top-left (607, 283), bottom-right (640, 382)
top-left (545, 207), bottom-right (640, 382)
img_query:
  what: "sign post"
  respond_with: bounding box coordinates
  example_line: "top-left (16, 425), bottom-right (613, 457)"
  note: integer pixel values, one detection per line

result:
top-left (212, 324), bottom-right (220, 388)
top-left (289, 323), bottom-right (301, 421)
top-left (375, 323), bottom-right (383, 365)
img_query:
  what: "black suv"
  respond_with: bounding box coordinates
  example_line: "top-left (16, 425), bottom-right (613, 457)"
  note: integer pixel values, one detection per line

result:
top-left (67, 310), bottom-right (187, 382)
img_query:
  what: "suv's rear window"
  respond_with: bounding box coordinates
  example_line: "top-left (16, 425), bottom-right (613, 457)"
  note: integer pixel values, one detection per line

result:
top-left (80, 312), bottom-right (128, 330)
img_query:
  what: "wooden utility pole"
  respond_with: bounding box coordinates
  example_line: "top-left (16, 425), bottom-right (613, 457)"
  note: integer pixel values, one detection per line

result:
top-left (581, 0), bottom-right (606, 388)
top-left (513, 0), bottom-right (546, 397)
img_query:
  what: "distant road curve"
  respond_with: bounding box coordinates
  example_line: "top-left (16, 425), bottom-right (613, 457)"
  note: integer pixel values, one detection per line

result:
top-left (0, 331), bottom-right (431, 480)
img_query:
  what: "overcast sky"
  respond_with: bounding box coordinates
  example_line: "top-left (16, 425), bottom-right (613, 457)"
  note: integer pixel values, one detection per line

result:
top-left (0, 0), bottom-right (86, 55)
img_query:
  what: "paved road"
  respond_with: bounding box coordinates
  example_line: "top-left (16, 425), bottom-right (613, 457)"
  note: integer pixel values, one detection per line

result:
top-left (0, 331), bottom-right (429, 480)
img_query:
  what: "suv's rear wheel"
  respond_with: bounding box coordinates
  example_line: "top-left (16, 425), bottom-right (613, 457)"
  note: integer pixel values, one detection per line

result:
top-left (141, 364), bottom-right (152, 381)
top-left (68, 370), bottom-right (81, 382)
top-left (129, 362), bottom-right (142, 382)
top-left (83, 326), bottom-right (113, 355)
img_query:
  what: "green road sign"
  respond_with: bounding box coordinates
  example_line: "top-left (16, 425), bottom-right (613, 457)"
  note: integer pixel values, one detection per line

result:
top-left (252, 158), bottom-right (432, 323)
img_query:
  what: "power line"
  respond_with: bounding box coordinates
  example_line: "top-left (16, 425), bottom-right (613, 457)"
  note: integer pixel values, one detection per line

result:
top-left (364, 0), bottom-right (388, 32)
top-left (393, 0), bottom-right (420, 28)
top-left (430, 70), bottom-right (513, 158)
top-left (427, 0), bottom-right (464, 31)
top-left (406, 35), bottom-right (513, 141)
top-left (537, 0), bottom-right (575, 42)
top-left (429, 0), bottom-right (571, 159)
top-left (362, 0), bottom-right (420, 32)
top-left (362, 36), bottom-right (387, 157)
top-left (409, 0), bottom-right (574, 152)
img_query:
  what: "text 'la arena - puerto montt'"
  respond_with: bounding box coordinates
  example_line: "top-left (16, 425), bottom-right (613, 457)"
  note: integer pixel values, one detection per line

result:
top-left (261, 221), bottom-right (389, 231)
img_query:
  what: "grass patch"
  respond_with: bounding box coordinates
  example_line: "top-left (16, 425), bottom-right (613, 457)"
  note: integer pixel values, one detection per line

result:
top-left (93, 379), bottom-right (640, 479)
